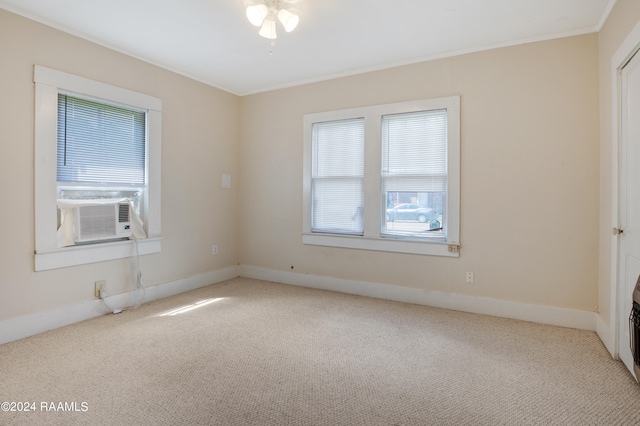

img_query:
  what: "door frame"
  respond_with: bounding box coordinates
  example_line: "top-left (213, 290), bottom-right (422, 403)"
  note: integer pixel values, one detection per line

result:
top-left (608, 20), bottom-right (640, 363)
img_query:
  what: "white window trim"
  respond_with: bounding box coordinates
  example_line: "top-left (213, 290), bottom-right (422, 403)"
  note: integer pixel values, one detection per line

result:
top-left (303, 96), bottom-right (460, 257)
top-left (34, 65), bottom-right (162, 271)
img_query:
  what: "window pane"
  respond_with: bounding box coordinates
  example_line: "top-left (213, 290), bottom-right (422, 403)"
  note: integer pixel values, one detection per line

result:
top-left (384, 191), bottom-right (444, 235)
top-left (57, 95), bottom-right (146, 185)
top-left (382, 109), bottom-right (447, 176)
top-left (382, 110), bottom-right (447, 238)
top-left (312, 118), bottom-right (364, 234)
top-left (313, 178), bottom-right (364, 234)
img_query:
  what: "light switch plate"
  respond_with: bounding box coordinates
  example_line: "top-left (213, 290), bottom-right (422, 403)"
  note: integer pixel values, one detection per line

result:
top-left (222, 173), bottom-right (231, 189)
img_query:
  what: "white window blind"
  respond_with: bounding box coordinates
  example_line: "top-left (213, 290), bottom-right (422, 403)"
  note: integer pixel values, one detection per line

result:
top-left (57, 94), bottom-right (146, 185)
top-left (311, 118), bottom-right (365, 234)
top-left (382, 109), bottom-right (447, 192)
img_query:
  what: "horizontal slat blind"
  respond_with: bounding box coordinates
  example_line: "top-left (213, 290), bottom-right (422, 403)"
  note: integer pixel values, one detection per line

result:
top-left (382, 109), bottom-right (447, 193)
top-left (57, 94), bottom-right (146, 185)
top-left (312, 118), bottom-right (364, 234)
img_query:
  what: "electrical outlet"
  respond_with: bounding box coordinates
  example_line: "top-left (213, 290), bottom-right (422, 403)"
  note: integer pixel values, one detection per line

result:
top-left (95, 280), bottom-right (106, 298)
top-left (465, 272), bottom-right (474, 284)
top-left (212, 245), bottom-right (219, 255)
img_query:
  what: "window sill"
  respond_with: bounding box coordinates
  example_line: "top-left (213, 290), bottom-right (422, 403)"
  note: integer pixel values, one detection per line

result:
top-left (34, 237), bottom-right (162, 271)
top-left (302, 233), bottom-right (459, 257)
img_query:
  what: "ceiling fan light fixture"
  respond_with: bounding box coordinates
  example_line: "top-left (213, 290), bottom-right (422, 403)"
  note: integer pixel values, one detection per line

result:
top-left (247, 1), bottom-right (299, 39)
top-left (246, 4), bottom-right (268, 27)
top-left (258, 17), bottom-right (277, 39)
top-left (277, 8), bottom-right (299, 32)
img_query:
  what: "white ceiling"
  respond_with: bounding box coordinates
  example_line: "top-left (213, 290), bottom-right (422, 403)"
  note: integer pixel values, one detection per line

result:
top-left (0, 0), bottom-right (615, 95)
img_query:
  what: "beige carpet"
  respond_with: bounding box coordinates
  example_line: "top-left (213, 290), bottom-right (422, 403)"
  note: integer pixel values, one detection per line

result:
top-left (1, 277), bottom-right (639, 425)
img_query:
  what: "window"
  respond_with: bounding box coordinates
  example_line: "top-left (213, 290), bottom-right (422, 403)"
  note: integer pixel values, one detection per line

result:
top-left (382, 109), bottom-right (447, 237)
top-left (311, 118), bottom-right (364, 235)
top-left (303, 97), bottom-right (460, 257)
top-left (34, 66), bottom-right (162, 271)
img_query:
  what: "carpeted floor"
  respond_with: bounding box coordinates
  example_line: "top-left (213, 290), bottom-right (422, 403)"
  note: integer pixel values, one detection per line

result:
top-left (1, 277), bottom-right (639, 425)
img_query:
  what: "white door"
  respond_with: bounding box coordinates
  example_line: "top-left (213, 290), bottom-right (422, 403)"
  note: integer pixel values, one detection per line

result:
top-left (618, 48), bottom-right (640, 376)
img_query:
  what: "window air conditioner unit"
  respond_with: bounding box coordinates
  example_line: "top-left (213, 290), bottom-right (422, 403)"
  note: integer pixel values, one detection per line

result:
top-left (73, 201), bottom-right (132, 243)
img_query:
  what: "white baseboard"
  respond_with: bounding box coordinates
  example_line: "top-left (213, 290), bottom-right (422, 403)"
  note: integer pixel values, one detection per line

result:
top-left (0, 265), bottom-right (239, 345)
top-left (1, 264), bottom-right (599, 346)
top-left (239, 265), bottom-right (597, 331)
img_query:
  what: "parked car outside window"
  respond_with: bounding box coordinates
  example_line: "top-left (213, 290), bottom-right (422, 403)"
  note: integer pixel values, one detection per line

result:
top-left (386, 203), bottom-right (438, 223)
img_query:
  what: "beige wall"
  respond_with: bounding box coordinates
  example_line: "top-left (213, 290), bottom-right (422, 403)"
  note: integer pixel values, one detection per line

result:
top-left (0, 9), bottom-right (239, 322)
top-left (598, 0), bottom-right (640, 329)
top-left (239, 34), bottom-right (600, 311)
top-left (0, 6), bottom-right (604, 328)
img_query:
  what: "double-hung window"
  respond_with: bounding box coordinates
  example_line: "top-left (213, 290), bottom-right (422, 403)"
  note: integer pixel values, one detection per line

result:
top-left (34, 66), bottom-right (162, 271)
top-left (311, 118), bottom-right (365, 235)
top-left (55, 94), bottom-right (148, 246)
top-left (303, 96), bottom-right (460, 257)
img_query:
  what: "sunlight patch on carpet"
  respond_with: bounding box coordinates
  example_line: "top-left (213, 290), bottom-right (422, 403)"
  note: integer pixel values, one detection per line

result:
top-left (159, 298), bottom-right (225, 316)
